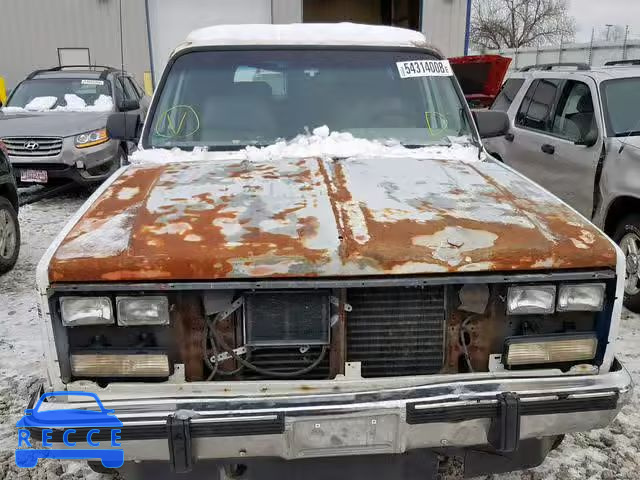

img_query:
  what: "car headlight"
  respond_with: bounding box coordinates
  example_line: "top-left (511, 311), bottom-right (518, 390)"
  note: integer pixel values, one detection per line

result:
top-left (71, 353), bottom-right (170, 377)
top-left (116, 296), bottom-right (170, 326)
top-left (507, 285), bottom-right (556, 315)
top-left (75, 128), bottom-right (109, 148)
top-left (60, 297), bottom-right (114, 326)
top-left (504, 334), bottom-right (597, 366)
top-left (557, 283), bottom-right (606, 311)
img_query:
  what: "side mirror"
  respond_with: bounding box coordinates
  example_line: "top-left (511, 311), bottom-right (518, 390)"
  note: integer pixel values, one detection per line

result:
top-left (473, 110), bottom-right (510, 139)
top-left (575, 129), bottom-right (598, 147)
top-left (119, 99), bottom-right (140, 112)
top-left (107, 112), bottom-right (141, 142)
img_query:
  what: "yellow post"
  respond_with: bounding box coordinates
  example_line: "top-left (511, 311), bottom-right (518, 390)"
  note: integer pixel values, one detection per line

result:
top-left (0, 76), bottom-right (7, 105)
top-left (143, 71), bottom-right (154, 97)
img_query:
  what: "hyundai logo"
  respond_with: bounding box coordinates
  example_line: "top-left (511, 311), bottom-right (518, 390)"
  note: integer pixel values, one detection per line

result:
top-left (23, 141), bottom-right (40, 151)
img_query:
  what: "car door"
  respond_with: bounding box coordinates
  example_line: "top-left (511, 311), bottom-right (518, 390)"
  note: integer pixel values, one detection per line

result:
top-left (504, 77), bottom-right (602, 217)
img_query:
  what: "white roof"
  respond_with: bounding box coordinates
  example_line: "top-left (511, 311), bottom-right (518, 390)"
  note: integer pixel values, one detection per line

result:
top-left (185, 23), bottom-right (430, 49)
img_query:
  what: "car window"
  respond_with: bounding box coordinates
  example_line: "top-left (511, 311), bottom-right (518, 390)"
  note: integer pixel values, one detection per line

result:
top-left (121, 76), bottom-right (138, 101)
top-left (146, 49), bottom-right (473, 149)
top-left (551, 80), bottom-right (595, 142)
top-left (601, 77), bottom-right (640, 137)
top-left (491, 78), bottom-right (525, 112)
top-left (112, 78), bottom-right (125, 106)
top-left (516, 79), bottom-right (561, 132)
top-left (125, 77), bottom-right (141, 100)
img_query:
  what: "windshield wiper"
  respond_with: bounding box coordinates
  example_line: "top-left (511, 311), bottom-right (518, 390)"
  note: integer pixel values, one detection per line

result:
top-left (614, 131), bottom-right (640, 137)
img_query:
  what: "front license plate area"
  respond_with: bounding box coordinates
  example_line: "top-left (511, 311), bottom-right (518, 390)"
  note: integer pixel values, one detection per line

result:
top-left (290, 414), bottom-right (399, 458)
top-left (20, 169), bottom-right (48, 183)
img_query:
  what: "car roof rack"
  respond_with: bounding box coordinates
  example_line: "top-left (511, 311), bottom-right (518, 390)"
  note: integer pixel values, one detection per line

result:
top-left (604, 59), bottom-right (640, 66)
top-left (520, 62), bottom-right (590, 72)
top-left (26, 65), bottom-right (120, 81)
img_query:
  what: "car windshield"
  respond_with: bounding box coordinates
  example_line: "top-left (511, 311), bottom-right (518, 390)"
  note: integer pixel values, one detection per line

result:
top-left (146, 49), bottom-right (473, 149)
top-left (601, 77), bottom-right (640, 137)
top-left (6, 78), bottom-right (114, 112)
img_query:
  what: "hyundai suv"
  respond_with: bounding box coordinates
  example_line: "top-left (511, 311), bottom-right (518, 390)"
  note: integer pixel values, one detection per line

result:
top-left (0, 139), bottom-right (19, 273)
top-left (484, 61), bottom-right (640, 312)
top-left (0, 65), bottom-right (149, 186)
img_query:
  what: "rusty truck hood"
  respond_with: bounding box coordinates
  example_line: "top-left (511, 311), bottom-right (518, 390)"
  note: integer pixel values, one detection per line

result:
top-left (49, 156), bottom-right (616, 282)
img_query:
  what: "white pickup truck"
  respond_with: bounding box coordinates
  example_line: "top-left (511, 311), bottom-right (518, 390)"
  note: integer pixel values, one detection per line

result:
top-left (30, 23), bottom-right (631, 478)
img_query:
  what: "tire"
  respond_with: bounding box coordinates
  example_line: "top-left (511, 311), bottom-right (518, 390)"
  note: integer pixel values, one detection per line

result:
top-left (613, 214), bottom-right (640, 313)
top-left (0, 196), bottom-right (20, 274)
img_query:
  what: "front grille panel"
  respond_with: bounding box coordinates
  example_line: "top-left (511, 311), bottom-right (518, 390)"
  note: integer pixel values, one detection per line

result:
top-left (3, 137), bottom-right (63, 157)
top-left (347, 287), bottom-right (445, 377)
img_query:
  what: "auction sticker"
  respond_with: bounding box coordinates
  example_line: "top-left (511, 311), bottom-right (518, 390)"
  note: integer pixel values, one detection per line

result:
top-left (396, 60), bottom-right (452, 78)
top-left (81, 79), bottom-right (105, 85)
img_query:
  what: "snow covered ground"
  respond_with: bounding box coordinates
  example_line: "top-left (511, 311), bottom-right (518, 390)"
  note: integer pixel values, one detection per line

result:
top-left (0, 192), bottom-right (638, 479)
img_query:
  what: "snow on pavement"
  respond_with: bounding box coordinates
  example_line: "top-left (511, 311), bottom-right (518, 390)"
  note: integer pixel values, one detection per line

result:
top-left (0, 192), bottom-right (638, 479)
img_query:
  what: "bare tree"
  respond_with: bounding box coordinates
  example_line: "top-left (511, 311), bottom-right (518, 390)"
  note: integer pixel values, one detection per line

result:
top-left (471, 0), bottom-right (576, 50)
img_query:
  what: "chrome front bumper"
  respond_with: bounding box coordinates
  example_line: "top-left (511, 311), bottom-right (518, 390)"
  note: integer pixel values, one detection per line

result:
top-left (31, 360), bottom-right (632, 470)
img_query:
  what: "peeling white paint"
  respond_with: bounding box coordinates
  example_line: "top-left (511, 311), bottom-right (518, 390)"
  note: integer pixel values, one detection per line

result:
top-left (117, 187), bottom-right (140, 201)
top-left (55, 209), bottom-right (135, 260)
top-left (571, 238), bottom-right (589, 249)
top-left (413, 227), bottom-right (498, 266)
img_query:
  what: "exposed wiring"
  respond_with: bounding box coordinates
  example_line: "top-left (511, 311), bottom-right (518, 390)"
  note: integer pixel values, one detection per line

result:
top-left (209, 309), bottom-right (327, 378)
top-left (201, 298), bottom-right (327, 379)
top-left (460, 315), bottom-right (475, 373)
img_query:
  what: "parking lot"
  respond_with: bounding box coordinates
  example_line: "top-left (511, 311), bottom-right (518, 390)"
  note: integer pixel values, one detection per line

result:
top-left (0, 191), bottom-right (637, 479)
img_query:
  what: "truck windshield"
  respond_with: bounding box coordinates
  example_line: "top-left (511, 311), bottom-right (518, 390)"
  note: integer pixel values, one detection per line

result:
top-left (146, 49), bottom-right (473, 149)
top-left (6, 78), bottom-right (113, 112)
top-left (601, 77), bottom-right (640, 137)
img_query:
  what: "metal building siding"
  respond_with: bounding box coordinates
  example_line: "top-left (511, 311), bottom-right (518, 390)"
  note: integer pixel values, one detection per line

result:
top-left (0, 0), bottom-right (150, 88)
top-left (421, 0), bottom-right (468, 57)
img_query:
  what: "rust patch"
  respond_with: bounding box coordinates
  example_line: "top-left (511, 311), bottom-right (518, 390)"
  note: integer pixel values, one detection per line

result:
top-left (48, 156), bottom-right (617, 284)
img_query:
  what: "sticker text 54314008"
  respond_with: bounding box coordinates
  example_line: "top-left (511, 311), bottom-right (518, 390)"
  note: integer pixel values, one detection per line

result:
top-left (396, 60), bottom-right (452, 79)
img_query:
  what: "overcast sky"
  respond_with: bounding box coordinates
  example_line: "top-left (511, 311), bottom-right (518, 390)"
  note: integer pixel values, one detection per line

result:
top-left (569, 0), bottom-right (640, 41)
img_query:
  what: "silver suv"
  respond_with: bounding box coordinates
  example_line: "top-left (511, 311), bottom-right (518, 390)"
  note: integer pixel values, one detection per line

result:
top-left (484, 61), bottom-right (640, 312)
top-left (0, 65), bottom-right (149, 186)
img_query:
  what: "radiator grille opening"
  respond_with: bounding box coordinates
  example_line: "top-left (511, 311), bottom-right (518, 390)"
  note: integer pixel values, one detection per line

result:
top-left (3, 137), bottom-right (63, 157)
top-left (346, 286), bottom-right (446, 377)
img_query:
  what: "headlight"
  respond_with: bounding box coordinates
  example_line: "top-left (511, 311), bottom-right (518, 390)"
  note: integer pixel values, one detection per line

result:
top-left (75, 128), bottom-right (109, 148)
top-left (557, 283), bottom-right (606, 311)
top-left (70, 353), bottom-right (170, 377)
top-left (60, 297), bottom-right (113, 326)
top-left (504, 334), bottom-right (597, 366)
top-left (507, 285), bottom-right (556, 315)
top-left (116, 296), bottom-right (170, 326)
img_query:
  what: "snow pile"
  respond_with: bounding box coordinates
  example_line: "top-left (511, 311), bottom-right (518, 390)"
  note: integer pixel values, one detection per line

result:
top-left (53, 94), bottom-right (114, 112)
top-left (187, 22), bottom-right (429, 48)
top-left (130, 126), bottom-right (477, 165)
top-left (1, 94), bottom-right (113, 113)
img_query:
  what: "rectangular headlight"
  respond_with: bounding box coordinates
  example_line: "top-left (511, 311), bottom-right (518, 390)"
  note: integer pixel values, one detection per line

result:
top-left (557, 283), bottom-right (606, 311)
top-left (60, 297), bottom-right (113, 326)
top-left (71, 353), bottom-right (170, 377)
top-left (116, 296), bottom-right (170, 326)
top-left (504, 334), bottom-right (597, 366)
top-left (507, 285), bottom-right (556, 315)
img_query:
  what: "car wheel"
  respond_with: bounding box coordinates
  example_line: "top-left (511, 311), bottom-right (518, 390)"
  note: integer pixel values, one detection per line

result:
top-left (614, 215), bottom-right (640, 312)
top-left (0, 197), bottom-right (20, 274)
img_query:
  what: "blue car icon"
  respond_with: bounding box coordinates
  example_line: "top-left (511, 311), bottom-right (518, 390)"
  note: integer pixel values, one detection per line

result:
top-left (15, 391), bottom-right (124, 469)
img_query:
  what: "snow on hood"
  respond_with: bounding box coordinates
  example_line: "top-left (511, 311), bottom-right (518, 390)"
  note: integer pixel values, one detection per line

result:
top-left (1, 94), bottom-right (113, 113)
top-left (130, 126), bottom-right (479, 165)
top-left (186, 22), bottom-right (430, 49)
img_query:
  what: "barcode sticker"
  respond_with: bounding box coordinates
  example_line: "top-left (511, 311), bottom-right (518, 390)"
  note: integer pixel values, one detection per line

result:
top-left (81, 79), bottom-right (105, 85)
top-left (396, 60), bottom-right (453, 78)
